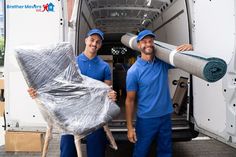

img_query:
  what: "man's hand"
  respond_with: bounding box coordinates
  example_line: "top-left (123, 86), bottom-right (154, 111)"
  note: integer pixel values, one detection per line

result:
top-left (176, 44), bottom-right (193, 52)
top-left (27, 87), bottom-right (37, 99)
top-left (127, 128), bottom-right (137, 143)
top-left (108, 90), bottom-right (117, 102)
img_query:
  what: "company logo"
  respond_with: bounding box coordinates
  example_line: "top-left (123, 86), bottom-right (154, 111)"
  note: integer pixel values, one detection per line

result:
top-left (7, 2), bottom-right (55, 12)
top-left (37, 3), bottom-right (55, 12)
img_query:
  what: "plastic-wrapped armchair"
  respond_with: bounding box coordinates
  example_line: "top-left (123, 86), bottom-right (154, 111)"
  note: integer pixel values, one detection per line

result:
top-left (15, 42), bottom-right (120, 157)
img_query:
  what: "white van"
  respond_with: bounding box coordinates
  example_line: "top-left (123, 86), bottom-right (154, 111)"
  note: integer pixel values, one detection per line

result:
top-left (3, 0), bottom-right (236, 148)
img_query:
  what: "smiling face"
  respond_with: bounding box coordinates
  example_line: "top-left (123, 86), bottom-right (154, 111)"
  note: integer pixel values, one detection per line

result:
top-left (85, 34), bottom-right (102, 55)
top-left (137, 36), bottom-right (155, 55)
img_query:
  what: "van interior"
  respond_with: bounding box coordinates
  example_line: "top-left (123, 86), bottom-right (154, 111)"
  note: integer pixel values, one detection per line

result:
top-left (73, 0), bottom-right (198, 141)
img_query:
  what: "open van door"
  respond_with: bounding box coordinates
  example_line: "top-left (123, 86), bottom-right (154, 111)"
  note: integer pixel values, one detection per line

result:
top-left (4, 0), bottom-right (67, 131)
top-left (188, 0), bottom-right (236, 148)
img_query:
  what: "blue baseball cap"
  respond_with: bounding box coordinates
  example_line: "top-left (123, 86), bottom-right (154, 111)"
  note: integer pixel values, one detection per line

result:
top-left (87, 28), bottom-right (104, 40)
top-left (137, 29), bottom-right (156, 42)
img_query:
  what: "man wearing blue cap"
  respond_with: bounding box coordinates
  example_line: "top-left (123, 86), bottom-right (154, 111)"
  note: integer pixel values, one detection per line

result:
top-left (125, 29), bottom-right (192, 157)
top-left (60, 28), bottom-right (116, 157)
top-left (28, 28), bottom-right (117, 157)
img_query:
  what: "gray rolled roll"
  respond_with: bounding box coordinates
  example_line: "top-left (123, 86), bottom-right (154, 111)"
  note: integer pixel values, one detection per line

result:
top-left (121, 33), bottom-right (227, 82)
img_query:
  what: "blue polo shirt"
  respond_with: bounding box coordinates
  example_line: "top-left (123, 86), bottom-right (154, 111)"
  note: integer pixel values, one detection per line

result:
top-left (76, 53), bottom-right (111, 81)
top-left (126, 56), bottom-right (173, 118)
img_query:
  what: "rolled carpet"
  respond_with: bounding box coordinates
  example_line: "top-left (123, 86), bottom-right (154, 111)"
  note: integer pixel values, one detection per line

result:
top-left (121, 33), bottom-right (227, 82)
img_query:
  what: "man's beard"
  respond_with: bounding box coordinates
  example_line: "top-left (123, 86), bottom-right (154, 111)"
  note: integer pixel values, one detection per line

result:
top-left (141, 46), bottom-right (155, 55)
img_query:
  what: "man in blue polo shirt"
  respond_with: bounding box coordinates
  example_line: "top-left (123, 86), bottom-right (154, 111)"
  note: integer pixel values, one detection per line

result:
top-left (28, 28), bottom-right (117, 157)
top-left (60, 28), bottom-right (116, 157)
top-left (125, 29), bottom-right (192, 157)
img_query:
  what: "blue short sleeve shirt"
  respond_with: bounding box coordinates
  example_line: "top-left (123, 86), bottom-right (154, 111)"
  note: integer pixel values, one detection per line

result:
top-left (126, 56), bottom-right (173, 118)
top-left (76, 53), bottom-right (111, 81)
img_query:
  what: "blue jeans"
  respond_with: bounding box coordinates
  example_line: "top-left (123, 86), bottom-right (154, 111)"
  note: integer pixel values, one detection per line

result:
top-left (60, 128), bottom-right (107, 157)
top-left (133, 114), bottom-right (172, 157)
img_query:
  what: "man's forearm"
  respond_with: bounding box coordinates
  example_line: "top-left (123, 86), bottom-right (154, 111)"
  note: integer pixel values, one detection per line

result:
top-left (125, 99), bottom-right (135, 130)
top-left (104, 80), bottom-right (112, 86)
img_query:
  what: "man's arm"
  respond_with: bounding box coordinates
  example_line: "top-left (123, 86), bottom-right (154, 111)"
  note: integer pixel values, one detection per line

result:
top-left (125, 91), bottom-right (137, 143)
top-left (104, 80), bottom-right (117, 102)
top-left (104, 80), bottom-right (112, 86)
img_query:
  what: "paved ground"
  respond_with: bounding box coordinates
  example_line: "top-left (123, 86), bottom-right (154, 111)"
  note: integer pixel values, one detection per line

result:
top-left (0, 133), bottom-right (236, 157)
top-left (1, 116), bottom-right (236, 157)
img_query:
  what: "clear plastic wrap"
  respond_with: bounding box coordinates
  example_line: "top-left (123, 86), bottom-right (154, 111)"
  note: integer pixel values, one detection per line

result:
top-left (15, 42), bottom-right (120, 136)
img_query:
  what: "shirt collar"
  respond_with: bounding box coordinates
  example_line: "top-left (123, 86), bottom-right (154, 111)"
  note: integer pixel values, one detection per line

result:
top-left (137, 56), bottom-right (157, 66)
top-left (80, 53), bottom-right (99, 63)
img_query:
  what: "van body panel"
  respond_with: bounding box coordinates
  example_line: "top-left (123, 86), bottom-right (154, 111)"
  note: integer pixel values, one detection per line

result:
top-left (4, 0), bottom-right (65, 130)
top-left (189, 0), bottom-right (236, 147)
